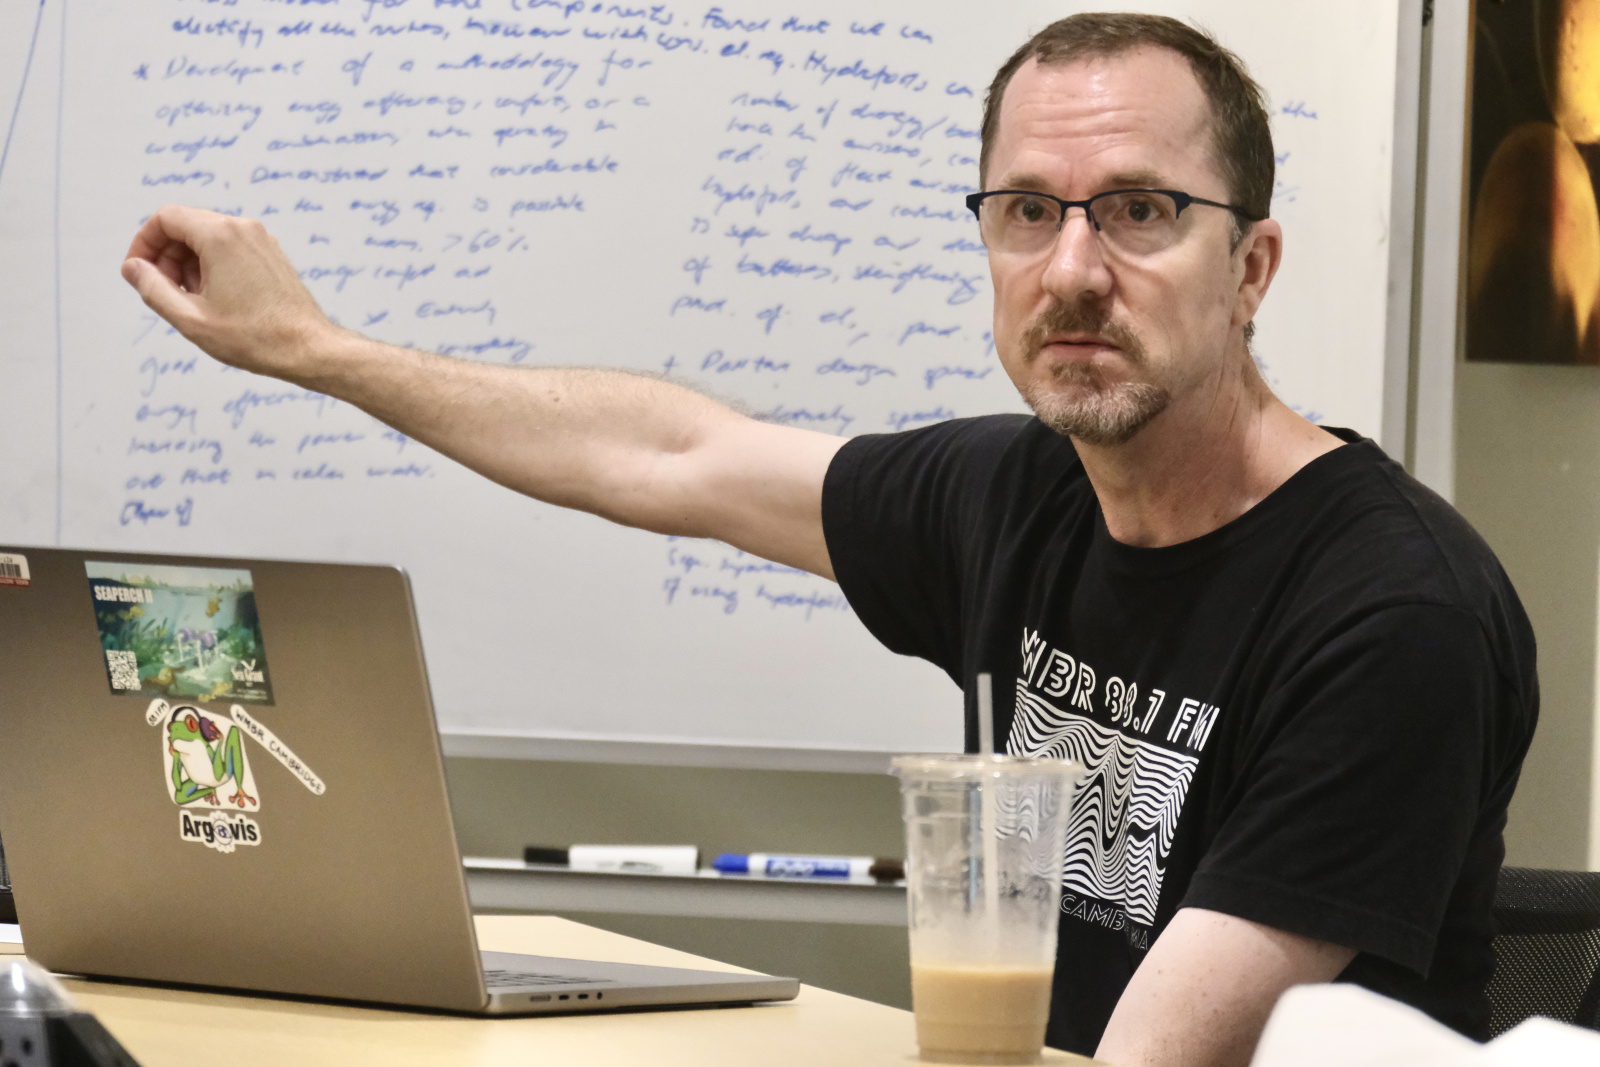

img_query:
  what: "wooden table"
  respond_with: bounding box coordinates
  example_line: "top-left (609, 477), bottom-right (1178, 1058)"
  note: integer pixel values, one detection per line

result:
top-left (1, 916), bottom-right (1100, 1067)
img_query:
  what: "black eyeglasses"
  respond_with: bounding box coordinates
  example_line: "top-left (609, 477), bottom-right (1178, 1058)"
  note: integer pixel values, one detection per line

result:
top-left (964, 189), bottom-right (1262, 256)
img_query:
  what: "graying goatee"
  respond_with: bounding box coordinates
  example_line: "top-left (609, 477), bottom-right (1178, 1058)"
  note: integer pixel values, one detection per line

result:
top-left (1019, 298), bottom-right (1169, 446)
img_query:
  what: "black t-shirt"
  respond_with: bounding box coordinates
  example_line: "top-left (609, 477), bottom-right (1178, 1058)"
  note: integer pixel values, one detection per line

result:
top-left (822, 416), bottom-right (1537, 1055)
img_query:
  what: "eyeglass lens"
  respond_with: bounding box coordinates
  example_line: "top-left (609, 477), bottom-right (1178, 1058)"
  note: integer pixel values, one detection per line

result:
top-left (977, 191), bottom-right (1186, 256)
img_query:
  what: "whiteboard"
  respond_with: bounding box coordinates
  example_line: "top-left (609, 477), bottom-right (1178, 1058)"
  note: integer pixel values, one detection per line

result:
top-left (0, 0), bottom-right (1409, 761)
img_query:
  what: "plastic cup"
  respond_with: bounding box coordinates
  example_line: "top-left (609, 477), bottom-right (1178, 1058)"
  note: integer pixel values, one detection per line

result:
top-left (893, 754), bottom-right (1084, 1065)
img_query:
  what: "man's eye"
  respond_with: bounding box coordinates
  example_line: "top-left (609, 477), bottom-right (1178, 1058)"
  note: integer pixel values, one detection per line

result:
top-left (1009, 196), bottom-right (1052, 225)
top-left (1126, 199), bottom-right (1156, 223)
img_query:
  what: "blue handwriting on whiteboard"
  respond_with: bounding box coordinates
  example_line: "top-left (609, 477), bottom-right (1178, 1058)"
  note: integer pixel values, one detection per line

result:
top-left (849, 102), bottom-right (945, 139)
top-left (701, 350), bottom-right (789, 373)
top-left (900, 321), bottom-right (959, 345)
top-left (136, 403), bottom-right (200, 433)
top-left (757, 402), bottom-right (854, 435)
top-left (720, 554), bottom-right (806, 579)
top-left (887, 406), bottom-right (955, 431)
top-left (222, 387), bottom-right (336, 429)
top-left (725, 222), bottom-right (768, 246)
top-left (801, 52), bottom-right (924, 92)
top-left (156, 100), bottom-right (262, 130)
top-left (753, 583), bottom-right (850, 619)
top-left (489, 154), bottom-right (618, 176)
top-left (435, 51), bottom-right (581, 89)
top-left (163, 56), bottom-right (305, 86)
top-left (435, 337), bottom-right (534, 362)
top-left (671, 295), bottom-right (727, 314)
top-left (138, 356), bottom-right (199, 398)
top-left (924, 365), bottom-right (993, 390)
top-left (297, 432), bottom-right (366, 453)
top-left (787, 224), bottom-right (850, 255)
top-left (509, 193), bottom-right (585, 215)
top-left (418, 299), bottom-right (497, 323)
top-left (129, 437), bottom-right (223, 464)
top-left (121, 498), bottom-right (195, 527)
top-left (702, 176), bottom-right (798, 214)
top-left (853, 262), bottom-right (982, 304)
top-left (145, 134), bottom-right (239, 162)
top-left (816, 358), bottom-right (894, 385)
top-left (737, 253), bottom-right (830, 280)
top-left (251, 165), bottom-right (388, 183)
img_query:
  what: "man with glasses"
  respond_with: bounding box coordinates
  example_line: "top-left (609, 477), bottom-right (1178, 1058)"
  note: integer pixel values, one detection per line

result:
top-left (120, 12), bottom-right (1535, 1067)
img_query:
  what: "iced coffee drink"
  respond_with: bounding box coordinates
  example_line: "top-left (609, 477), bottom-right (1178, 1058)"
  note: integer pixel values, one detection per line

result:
top-left (893, 753), bottom-right (1082, 1065)
top-left (911, 962), bottom-right (1055, 1060)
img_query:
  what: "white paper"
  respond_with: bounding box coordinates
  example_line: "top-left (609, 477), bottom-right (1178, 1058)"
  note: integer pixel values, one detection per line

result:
top-left (1485, 1017), bottom-right (1600, 1064)
top-left (1252, 984), bottom-right (1600, 1067)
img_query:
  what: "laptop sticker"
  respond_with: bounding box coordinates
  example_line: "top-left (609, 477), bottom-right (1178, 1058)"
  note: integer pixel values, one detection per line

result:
top-left (230, 705), bottom-right (325, 795)
top-left (0, 553), bottom-right (29, 587)
top-left (86, 562), bottom-right (274, 704)
top-left (151, 701), bottom-right (262, 854)
top-left (145, 699), bottom-right (325, 854)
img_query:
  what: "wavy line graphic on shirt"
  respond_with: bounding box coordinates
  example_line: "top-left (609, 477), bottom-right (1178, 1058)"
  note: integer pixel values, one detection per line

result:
top-left (1008, 683), bottom-right (1197, 926)
top-left (992, 778), bottom-right (1070, 881)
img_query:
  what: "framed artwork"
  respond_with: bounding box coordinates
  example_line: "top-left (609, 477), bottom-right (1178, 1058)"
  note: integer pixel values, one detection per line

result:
top-left (1467, 0), bottom-right (1600, 364)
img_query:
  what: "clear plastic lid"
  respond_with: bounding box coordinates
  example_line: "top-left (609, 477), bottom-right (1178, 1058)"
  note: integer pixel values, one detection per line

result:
top-left (890, 752), bottom-right (1084, 781)
top-left (0, 957), bottom-right (77, 1017)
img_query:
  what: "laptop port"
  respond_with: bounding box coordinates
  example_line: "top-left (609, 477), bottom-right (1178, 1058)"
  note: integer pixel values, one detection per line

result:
top-left (578, 994), bottom-right (589, 1000)
top-left (558, 994), bottom-right (569, 1000)
top-left (529, 995), bottom-right (550, 1003)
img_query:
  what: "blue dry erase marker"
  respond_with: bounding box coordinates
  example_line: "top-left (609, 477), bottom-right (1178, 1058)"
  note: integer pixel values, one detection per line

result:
top-left (713, 852), bottom-right (878, 879)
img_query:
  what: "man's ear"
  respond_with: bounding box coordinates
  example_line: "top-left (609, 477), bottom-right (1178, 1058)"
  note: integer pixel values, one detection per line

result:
top-left (1231, 218), bottom-right (1283, 331)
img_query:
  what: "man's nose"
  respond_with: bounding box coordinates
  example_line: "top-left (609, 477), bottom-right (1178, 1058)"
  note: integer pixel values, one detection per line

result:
top-left (1040, 208), bottom-right (1114, 303)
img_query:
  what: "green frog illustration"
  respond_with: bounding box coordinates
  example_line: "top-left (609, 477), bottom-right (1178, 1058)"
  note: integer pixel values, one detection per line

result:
top-left (166, 708), bottom-right (256, 809)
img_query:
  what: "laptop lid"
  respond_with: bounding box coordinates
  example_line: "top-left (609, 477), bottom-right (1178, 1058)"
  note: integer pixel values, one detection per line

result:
top-left (0, 546), bottom-right (492, 1011)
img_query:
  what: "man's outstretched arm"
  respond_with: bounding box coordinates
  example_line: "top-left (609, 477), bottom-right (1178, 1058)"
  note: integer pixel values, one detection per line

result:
top-left (121, 205), bottom-right (844, 578)
top-left (1095, 908), bottom-right (1357, 1067)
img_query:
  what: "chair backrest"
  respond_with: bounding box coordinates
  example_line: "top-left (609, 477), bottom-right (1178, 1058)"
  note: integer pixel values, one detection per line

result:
top-left (1487, 867), bottom-right (1600, 1036)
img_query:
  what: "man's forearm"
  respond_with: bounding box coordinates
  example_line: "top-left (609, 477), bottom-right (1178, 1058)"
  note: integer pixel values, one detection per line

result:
top-left (299, 330), bottom-right (743, 536)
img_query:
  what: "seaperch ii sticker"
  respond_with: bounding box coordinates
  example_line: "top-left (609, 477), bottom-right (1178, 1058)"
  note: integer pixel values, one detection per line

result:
top-left (0, 553), bottom-right (29, 587)
top-left (87, 562), bottom-right (273, 704)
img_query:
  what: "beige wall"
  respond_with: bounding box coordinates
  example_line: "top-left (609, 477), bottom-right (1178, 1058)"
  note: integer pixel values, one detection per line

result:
top-left (1454, 362), bottom-right (1600, 870)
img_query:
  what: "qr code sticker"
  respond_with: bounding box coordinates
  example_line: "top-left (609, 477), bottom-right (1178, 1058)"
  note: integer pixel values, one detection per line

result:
top-left (106, 650), bottom-right (139, 691)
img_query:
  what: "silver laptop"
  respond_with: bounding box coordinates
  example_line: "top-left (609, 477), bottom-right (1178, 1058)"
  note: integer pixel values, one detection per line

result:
top-left (0, 546), bottom-right (798, 1014)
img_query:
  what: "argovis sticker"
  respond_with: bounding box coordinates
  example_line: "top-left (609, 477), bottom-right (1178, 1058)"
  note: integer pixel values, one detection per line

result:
top-left (146, 699), bottom-right (324, 854)
top-left (150, 699), bottom-right (260, 853)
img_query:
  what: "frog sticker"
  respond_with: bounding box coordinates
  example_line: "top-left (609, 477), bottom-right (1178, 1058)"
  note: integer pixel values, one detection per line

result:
top-left (165, 706), bottom-right (259, 810)
top-left (149, 700), bottom-right (261, 853)
top-left (145, 699), bottom-right (324, 854)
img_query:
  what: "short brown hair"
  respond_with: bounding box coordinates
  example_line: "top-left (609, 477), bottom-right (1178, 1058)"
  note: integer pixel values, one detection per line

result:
top-left (979, 13), bottom-right (1274, 225)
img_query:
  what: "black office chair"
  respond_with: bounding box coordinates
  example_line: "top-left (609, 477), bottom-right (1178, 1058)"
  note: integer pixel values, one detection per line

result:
top-left (1486, 867), bottom-right (1600, 1036)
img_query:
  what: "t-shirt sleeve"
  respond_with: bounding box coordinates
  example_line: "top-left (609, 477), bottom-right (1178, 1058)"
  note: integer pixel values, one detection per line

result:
top-left (1178, 603), bottom-right (1512, 975)
top-left (822, 415), bottom-right (1030, 679)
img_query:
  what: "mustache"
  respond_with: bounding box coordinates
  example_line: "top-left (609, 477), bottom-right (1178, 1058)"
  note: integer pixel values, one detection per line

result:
top-left (1021, 298), bottom-right (1145, 367)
